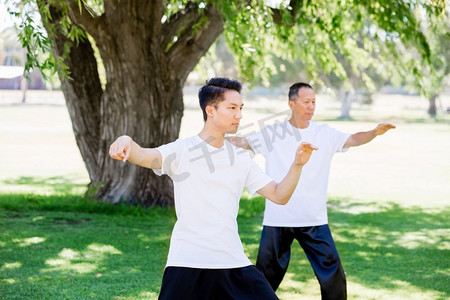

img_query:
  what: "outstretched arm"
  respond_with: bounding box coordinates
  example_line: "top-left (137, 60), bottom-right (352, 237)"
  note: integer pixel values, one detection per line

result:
top-left (343, 123), bottom-right (396, 148)
top-left (109, 135), bottom-right (162, 169)
top-left (257, 142), bottom-right (318, 205)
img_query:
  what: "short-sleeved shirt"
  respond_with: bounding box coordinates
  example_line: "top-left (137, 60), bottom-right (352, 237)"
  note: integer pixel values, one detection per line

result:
top-left (154, 135), bottom-right (273, 268)
top-left (248, 120), bottom-right (350, 227)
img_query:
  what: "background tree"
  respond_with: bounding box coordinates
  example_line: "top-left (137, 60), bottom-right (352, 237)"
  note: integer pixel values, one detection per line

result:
top-left (404, 12), bottom-right (450, 118)
top-left (9, 0), bottom-right (447, 206)
top-left (193, 35), bottom-right (238, 82)
top-left (253, 1), bottom-right (448, 119)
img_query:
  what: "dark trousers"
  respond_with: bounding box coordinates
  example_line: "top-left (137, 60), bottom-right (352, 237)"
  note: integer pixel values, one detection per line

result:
top-left (158, 265), bottom-right (278, 300)
top-left (256, 225), bottom-right (347, 300)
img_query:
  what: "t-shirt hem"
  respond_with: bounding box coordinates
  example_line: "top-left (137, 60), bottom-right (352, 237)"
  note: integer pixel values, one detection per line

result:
top-left (165, 262), bottom-right (252, 269)
top-left (262, 221), bottom-right (328, 227)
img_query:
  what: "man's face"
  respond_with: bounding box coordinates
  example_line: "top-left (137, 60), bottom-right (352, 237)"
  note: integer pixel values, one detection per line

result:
top-left (207, 90), bottom-right (243, 134)
top-left (289, 87), bottom-right (316, 121)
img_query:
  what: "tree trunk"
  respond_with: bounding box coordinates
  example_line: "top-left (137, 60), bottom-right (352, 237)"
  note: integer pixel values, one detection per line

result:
top-left (340, 90), bottom-right (352, 119)
top-left (20, 76), bottom-right (27, 103)
top-left (41, 1), bottom-right (223, 206)
top-left (428, 94), bottom-right (437, 118)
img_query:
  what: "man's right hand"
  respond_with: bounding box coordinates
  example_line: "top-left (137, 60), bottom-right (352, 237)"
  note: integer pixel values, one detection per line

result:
top-left (294, 142), bottom-right (318, 166)
top-left (109, 135), bottom-right (132, 162)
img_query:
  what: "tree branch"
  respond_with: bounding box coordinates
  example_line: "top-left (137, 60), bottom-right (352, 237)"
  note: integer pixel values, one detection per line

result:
top-left (160, 2), bottom-right (201, 50)
top-left (271, 0), bottom-right (303, 26)
top-left (166, 5), bottom-right (224, 83)
top-left (62, 0), bottom-right (101, 33)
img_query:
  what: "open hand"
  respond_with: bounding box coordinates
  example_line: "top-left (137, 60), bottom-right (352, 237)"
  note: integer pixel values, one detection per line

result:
top-left (109, 135), bottom-right (132, 162)
top-left (374, 123), bottom-right (396, 136)
top-left (294, 142), bottom-right (318, 166)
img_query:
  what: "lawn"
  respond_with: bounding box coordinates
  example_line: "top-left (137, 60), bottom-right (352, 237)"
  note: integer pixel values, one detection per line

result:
top-left (0, 195), bottom-right (174, 299)
top-left (1, 194), bottom-right (448, 299)
top-left (1, 90), bottom-right (449, 299)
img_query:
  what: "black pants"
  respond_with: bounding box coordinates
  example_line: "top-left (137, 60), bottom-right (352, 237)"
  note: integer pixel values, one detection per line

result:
top-left (256, 225), bottom-right (347, 300)
top-left (158, 265), bottom-right (278, 300)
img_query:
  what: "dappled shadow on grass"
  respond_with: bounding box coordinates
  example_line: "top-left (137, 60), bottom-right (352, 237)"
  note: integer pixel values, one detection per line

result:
top-left (327, 200), bottom-right (449, 293)
top-left (2, 194), bottom-right (449, 299)
top-left (2, 176), bottom-right (87, 194)
top-left (238, 197), bottom-right (450, 299)
top-left (0, 208), bottom-right (176, 299)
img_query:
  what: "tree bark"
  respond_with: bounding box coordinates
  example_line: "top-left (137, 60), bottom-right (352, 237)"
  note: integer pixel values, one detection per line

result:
top-left (339, 73), bottom-right (357, 119)
top-left (340, 90), bottom-right (353, 119)
top-left (41, 1), bottom-right (224, 206)
top-left (428, 94), bottom-right (437, 118)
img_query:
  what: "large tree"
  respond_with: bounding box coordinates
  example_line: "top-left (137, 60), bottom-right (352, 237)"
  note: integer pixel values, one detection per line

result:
top-left (10, 0), bottom-right (446, 206)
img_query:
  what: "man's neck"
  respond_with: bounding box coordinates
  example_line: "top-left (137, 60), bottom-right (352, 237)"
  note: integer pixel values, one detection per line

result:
top-left (289, 117), bottom-right (310, 129)
top-left (198, 126), bottom-right (225, 148)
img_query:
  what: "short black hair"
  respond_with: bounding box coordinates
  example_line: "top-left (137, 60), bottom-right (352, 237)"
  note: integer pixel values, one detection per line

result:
top-left (288, 82), bottom-right (313, 101)
top-left (198, 78), bottom-right (242, 121)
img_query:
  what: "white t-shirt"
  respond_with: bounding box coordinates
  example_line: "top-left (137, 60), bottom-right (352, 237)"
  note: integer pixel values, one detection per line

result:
top-left (154, 135), bottom-right (273, 269)
top-left (248, 120), bottom-right (350, 227)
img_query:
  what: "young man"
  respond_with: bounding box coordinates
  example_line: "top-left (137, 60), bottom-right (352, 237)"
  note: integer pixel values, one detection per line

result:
top-left (109, 78), bottom-right (317, 300)
top-left (228, 82), bottom-right (395, 299)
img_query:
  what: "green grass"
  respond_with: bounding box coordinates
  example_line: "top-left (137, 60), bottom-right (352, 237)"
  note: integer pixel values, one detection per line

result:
top-left (239, 198), bottom-right (450, 300)
top-left (1, 192), bottom-right (449, 300)
top-left (278, 200), bottom-right (450, 300)
top-left (0, 193), bottom-right (175, 299)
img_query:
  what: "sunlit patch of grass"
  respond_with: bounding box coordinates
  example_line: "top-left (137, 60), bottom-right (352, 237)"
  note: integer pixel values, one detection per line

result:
top-left (43, 245), bottom-right (122, 275)
top-left (1, 175), bottom-right (88, 195)
top-left (345, 280), bottom-right (447, 300)
top-left (138, 291), bottom-right (159, 299)
top-left (277, 276), bottom-right (321, 300)
top-left (2, 262), bottom-right (22, 270)
top-left (2, 278), bottom-right (16, 284)
top-left (392, 228), bottom-right (450, 250)
top-left (12, 236), bottom-right (46, 247)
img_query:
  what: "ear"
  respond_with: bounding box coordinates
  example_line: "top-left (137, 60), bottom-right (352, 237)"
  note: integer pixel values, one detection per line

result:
top-left (288, 100), bottom-right (294, 110)
top-left (205, 105), bottom-right (215, 118)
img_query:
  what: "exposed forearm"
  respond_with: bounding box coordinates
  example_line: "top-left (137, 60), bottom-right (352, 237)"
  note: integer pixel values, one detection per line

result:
top-left (256, 142), bottom-right (316, 204)
top-left (344, 130), bottom-right (376, 148)
top-left (126, 141), bottom-right (148, 165)
top-left (128, 142), bottom-right (161, 169)
top-left (270, 163), bottom-right (303, 205)
top-left (110, 135), bottom-right (162, 169)
top-left (344, 123), bottom-right (396, 148)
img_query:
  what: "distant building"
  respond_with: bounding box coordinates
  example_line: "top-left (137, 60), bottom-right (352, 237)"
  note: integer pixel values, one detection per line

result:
top-left (0, 26), bottom-right (47, 90)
